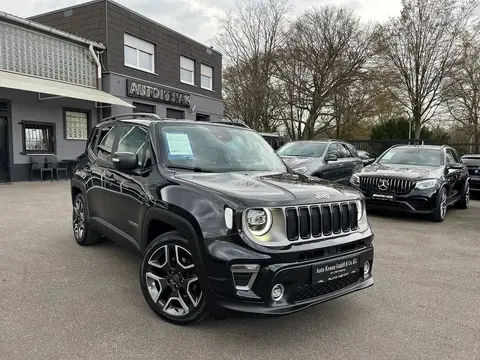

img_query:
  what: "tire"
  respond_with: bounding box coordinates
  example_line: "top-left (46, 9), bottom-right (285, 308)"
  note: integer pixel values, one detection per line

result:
top-left (72, 193), bottom-right (101, 246)
top-left (140, 231), bottom-right (208, 325)
top-left (455, 181), bottom-right (470, 209)
top-left (430, 187), bottom-right (448, 222)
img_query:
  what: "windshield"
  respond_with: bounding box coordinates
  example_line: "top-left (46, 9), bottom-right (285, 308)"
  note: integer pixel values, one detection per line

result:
top-left (159, 124), bottom-right (287, 173)
top-left (378, 148), bottom-right (443, 166)
top-left (277, 142), bottom-right (327, 157)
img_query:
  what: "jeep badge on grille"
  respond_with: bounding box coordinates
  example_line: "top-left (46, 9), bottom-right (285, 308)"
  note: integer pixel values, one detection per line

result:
top-left (315, 193), bottom-right (330, 200)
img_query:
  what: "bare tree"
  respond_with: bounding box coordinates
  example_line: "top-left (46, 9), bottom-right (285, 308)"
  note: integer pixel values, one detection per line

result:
top-left (379, 0), bottom-right (479, 139)
top-left (274, 6), bottom-right (377, 140)
top-left (445, 29), bottom-right (480, 152)
top-left (214, 0), bottom-right (292, 131)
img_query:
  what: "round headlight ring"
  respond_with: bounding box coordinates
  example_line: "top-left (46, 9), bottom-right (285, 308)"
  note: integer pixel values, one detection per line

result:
top-left (246, 208), bottom-right (273, 237)
top-left (356, 199), bottom-right (364, 221)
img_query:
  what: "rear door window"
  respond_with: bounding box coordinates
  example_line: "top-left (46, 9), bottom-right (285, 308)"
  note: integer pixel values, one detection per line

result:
top-left (96, 126), bottom-right (119, 164)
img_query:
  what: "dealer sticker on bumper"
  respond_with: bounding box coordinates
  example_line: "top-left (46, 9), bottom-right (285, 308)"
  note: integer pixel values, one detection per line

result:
top-left (312, 257), bottom-right (359, 284)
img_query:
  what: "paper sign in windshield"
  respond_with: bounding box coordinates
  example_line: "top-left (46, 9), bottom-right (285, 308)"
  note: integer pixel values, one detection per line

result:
top-left (165, 133), bottom-right (193, 156)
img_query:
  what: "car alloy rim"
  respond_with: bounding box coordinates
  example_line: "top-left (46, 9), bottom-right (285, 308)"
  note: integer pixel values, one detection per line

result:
top-left (465, 183), bottom-right (470, 205)
top-left (440, 190), bottom-right (447, 218)
top-left (73, 198), bottom-right (85, 240)
top-left (145, 244), bottom-right (202, 317)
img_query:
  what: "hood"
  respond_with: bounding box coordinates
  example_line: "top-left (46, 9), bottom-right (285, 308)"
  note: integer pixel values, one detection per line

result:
top-left (279, 156), bottom-right (323, 171)
top-left (173, 171), bottom-right (361, 207)
top-left (462, 156), bottom-right (480, 167)
top-left (358, 163), bottom-right (443, 180)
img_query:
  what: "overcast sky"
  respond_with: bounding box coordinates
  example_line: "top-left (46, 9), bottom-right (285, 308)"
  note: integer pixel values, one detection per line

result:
top-left (0, 0), bottom-right (402, 45)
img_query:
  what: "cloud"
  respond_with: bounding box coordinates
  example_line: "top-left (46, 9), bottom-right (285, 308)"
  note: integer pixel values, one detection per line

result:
top-left (0, 0), bottom-right (402, 44)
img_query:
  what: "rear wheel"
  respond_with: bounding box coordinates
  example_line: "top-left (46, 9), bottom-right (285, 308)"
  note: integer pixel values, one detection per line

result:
top-left (72, 193), bottom-right (101, 246)
top-left (140, 231), bottom-right (208, 325)
top-left (431, 187), bottom-right (448, 222)
top-left (455, 181), bottom-right (470, 209)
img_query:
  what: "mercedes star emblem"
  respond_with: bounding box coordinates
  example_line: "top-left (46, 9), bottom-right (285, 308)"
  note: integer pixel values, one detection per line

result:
top-left (378, 179), bottom-right (389, 191)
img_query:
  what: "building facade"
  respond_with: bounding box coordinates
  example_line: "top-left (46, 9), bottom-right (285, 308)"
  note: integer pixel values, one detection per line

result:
top-left (30, 0), bottom-right (224, 122)
top-left (0, 12), bottom-right (132, 182)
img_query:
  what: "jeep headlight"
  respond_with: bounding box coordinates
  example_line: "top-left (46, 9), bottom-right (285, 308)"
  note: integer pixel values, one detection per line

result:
top-left (350, 173), bottom-right (360, 186)
top-left (245, 208), bottom-right (272, 236)
top-left (356, 199), bottom-right (365, 221)
top-left (415, 179), bottom-right (437, 190)
top-left (294, 167), bottom-right (308, 174)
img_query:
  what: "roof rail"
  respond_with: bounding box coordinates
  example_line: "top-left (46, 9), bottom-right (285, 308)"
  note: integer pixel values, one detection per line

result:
top-left (100, 113), bottom-right (162, 123)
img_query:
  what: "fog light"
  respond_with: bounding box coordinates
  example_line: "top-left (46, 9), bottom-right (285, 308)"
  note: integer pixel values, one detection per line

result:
top-left (364, 261), bottom-right (371, 275)
top-left (271, 284), bottom-right (284, 301)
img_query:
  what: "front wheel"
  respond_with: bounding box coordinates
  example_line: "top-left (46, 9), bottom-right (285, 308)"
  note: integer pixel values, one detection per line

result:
top-left (140, 231), bottom-right (208, 325)
top-left (431, 187), bottom-right (448, 222)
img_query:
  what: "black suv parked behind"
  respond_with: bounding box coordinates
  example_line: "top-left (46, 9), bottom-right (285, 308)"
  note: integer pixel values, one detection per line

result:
top-left (277, 140), bottom-right (364, 185)
top-left (71, 113), bottom-right (374, 325)
top-left (350, 145), bottom-right (470, 222)
top-left (461, 154), bottom-right (480, 192)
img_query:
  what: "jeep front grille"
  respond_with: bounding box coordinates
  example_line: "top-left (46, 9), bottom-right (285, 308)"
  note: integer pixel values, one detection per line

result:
top-left (360, 177), bottom-right (415, 194)
top-left (285, 202), bottom-right (358, 241)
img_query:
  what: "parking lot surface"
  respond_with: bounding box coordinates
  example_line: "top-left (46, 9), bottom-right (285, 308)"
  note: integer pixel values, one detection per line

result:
top-left (0, 182), bottom-right (479, 360)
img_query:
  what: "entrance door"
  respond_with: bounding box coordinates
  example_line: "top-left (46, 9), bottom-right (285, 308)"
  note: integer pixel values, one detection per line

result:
top-left (0, 117), bottom-right (9, 182)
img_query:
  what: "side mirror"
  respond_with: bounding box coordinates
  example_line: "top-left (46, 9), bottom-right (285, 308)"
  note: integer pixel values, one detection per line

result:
top-left (448, 162), bottom-right (462, 170)
top-left (326, 153), bottom-right (338, 162)
top-left (112, 152), bottom-right (138, 172)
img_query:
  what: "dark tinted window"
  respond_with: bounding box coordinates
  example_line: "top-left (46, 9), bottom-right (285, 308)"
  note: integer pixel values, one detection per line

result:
top-left (96, 126), bottom-right (117, 163)
top-left (326, 143), bottom-right (339, 156)
top-left (447, 148), bottom-right (459, 163)
top-left (378, 147), bottom-right (443, 166)
top-left (117, 125), bottom-right (148, 166)
top-left (338, 144), bottom-right (352, 158)
top-left (89, 128), bottom-right (99, 153)
top-left (277, 142), bottom-right (327, 157)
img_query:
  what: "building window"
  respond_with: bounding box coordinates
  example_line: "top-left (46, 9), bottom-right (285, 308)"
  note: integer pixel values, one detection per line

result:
top-left (133, 102), bottom-right (156, 114)
top-left (124, 33), bottom-right (155, 73)
top-left (64, 109), bottom-right (89, 140)
top-left (201, 64), bottom-right (213, 90)
top-left (196, 113), bottom-right (210, 121)
top-left (180, 56), bottom-right (195, 85)
top-left (166, 108), bottom-right (185, 119)
top-left (22, 122), bottom-right (55, 154)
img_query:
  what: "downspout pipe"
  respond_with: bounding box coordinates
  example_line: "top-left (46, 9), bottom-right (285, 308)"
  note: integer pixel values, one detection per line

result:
top-left (89, 44), bottom-right (102, 91)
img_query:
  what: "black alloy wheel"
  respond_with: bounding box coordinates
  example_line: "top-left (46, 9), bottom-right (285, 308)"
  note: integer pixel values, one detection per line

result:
top-left (431, 187), bottom-right (448, 222)
top-left (140, 231), bottom-right (208, 325)
top-left (455, 181), bottom-right (470, 209)
top-left (72, 193), bottom-right (101, 246)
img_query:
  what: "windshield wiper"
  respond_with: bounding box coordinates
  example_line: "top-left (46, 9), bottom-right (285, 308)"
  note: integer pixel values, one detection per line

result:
top-left (167, 165), bottom-right (214, 173)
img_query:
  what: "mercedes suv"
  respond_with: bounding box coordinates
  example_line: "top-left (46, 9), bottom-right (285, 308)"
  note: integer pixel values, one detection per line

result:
top-left (70, 113), bottom-right (375, 325)
top-left (350, 145), bottom-right (470, 222)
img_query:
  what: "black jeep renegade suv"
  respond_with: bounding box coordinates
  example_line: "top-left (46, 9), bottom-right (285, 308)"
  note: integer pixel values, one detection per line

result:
top-left (71, 113), bottom-right (374, 325)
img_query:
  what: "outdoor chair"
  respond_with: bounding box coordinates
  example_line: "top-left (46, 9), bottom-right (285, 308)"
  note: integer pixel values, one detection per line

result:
top-left (47, 155), bottom-right (68, 181)
top-left (30, 155), bottom-right (53, 182)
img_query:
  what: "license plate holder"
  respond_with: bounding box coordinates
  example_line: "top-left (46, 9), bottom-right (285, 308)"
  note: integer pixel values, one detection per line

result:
top-left (371, 193), bottom-right (396, 201)
top-left (312, 256), bottom-right (360, 284)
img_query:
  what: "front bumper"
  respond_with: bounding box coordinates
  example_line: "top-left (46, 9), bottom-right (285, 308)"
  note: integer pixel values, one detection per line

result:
top-left (470, 176), bottom-right (480, 191)
top-left (352, 185), bottom-right (438, 214)
top-left (202, 234), bottom-right (374, 316)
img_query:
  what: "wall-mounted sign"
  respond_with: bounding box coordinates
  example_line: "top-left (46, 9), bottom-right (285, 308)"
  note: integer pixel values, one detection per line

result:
top-left (126, 79), bottom-right (191, 108)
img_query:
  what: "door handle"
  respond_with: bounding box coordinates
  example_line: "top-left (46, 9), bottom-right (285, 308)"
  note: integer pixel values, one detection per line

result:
top-left (338, 163), bottom-right (343, 167)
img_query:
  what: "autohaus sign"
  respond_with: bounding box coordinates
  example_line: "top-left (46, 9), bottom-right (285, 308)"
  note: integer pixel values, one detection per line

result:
top-left (126, 79), bottom-right (191, 108)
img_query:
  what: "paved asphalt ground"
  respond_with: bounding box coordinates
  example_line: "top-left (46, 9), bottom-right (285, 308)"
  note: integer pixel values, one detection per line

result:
top-left (0, 182), bottom-right (479, 360)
